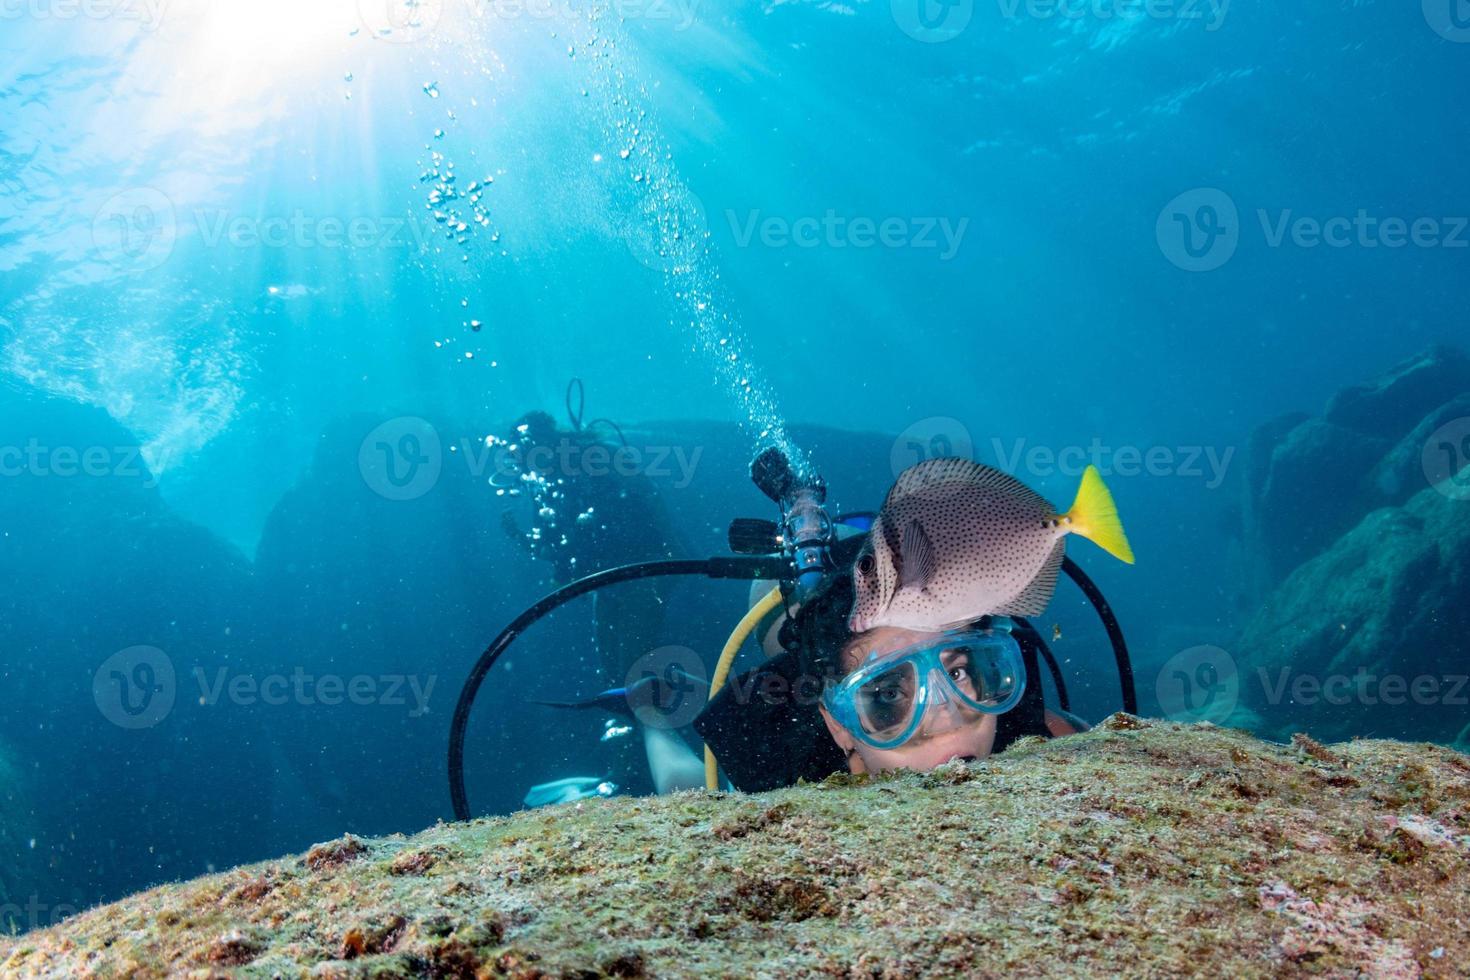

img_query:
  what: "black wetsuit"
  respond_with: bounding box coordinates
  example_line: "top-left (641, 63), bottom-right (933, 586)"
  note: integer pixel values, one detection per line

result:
top-left (692, 630), bottom-right (1054, 792)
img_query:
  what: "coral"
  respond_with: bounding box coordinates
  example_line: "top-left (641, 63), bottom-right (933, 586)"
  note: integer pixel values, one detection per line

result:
top-left (3, 723), bottom-right (1467, 978)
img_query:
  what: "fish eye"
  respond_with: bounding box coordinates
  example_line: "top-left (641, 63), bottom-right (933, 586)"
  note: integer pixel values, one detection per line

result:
top-left (857, 553), bottom-right (877, 576)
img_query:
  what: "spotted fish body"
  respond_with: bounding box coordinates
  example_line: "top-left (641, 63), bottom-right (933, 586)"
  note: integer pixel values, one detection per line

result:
top-left (849, 458), bottom-right (1133, 633)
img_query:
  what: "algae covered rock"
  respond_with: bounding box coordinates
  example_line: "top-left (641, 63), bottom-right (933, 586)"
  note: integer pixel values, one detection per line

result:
top-left (3, 723), bottom-right (1467, 978)
top-left (1236, 483), bottom-right (1470, 746)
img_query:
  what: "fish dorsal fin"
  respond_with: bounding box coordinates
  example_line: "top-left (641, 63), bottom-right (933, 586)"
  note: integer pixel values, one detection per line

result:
top-left (994, 538), bottom-right (1066, 618)
top-left (898, 519), bottom-right (938, 590)
top-left (890, 457), bottom-right (1037, 504)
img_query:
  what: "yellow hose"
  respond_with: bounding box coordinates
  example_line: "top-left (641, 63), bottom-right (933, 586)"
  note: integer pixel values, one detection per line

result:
top-left (704, 586), bottom-right (785, 790)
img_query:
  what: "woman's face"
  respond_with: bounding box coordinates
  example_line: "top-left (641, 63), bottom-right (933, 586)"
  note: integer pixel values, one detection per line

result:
top-left (818, 625), bottom-right (998, 775)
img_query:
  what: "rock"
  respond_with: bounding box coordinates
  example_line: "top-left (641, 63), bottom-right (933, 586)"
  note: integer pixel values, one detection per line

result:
top-left (4, 724), bottom-right (1467, 977)
top-left (1244, 411), bottom-right (1310, 511)
top-left (1366, 392), bottom-right (1470, 505)
top-left (1324, 344), bottom-right (1470, 440)
top-left (1237, 483), bottom-right (1470, 744)
top-left (1249, 418), bottom-right (1389, 581)
top-left (0, 385), bottom-right (273, 917)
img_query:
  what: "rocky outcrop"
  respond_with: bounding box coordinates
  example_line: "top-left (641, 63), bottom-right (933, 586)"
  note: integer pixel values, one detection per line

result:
top-left (0, 385), bottom-right (273, 919)
top-left (1323, 344), bottom-right (1470, 440)
top-left (3, 721), bottom-right (1467, 977)
top-left (1236, 483), bottom-right (1470, 745)
top-left (1244, 345), bottom-right (1470, 587)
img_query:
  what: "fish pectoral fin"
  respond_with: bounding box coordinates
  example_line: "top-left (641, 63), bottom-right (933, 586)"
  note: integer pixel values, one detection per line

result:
top-left (994, 538), bottom-right (1065, 617)
top-left (1062, 465), bottom-right (1135, 564)
top-left (899, 519), bottom-right (939, 590)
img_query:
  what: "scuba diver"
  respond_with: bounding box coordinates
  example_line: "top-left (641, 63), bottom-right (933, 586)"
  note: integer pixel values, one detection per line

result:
top-left (450, 448), bottom-right (1136, 815)
top-left (626, 536), bottom-right (1093, 793)
top-left (498, 383), bottom-right (684, 798)
top-left (531, 457), bottom-right (1125, 794)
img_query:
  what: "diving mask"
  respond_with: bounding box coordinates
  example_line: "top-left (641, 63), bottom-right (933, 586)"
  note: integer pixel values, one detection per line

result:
top-left (822, 627), bottom-right (1026, 750)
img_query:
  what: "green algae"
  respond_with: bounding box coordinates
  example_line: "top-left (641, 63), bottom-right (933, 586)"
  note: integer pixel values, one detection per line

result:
top-left (3, 719), bottom-right (1468, 978)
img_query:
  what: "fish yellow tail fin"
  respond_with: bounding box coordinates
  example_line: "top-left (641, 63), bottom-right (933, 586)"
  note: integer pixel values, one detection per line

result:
top-left (1063, 465), bottom-right (1135, 564)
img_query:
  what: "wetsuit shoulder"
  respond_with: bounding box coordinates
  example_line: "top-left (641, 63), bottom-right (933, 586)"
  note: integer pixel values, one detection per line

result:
top-left (692, 650), bottom-right (847, 792)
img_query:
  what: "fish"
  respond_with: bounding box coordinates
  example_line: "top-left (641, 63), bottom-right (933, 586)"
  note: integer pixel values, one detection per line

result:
top-left (529, 666), bottom-right (706, 720)
top-left (849, 458), bottom-right (1134, 633)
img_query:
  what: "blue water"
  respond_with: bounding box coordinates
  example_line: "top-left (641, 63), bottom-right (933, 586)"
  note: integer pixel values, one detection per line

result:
top-left (2, 0), bottom-right (1466, 933)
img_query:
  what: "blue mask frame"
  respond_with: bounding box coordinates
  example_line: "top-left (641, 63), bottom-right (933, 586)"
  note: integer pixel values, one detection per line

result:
top-left (822, 628), bottom-right (1026, 750)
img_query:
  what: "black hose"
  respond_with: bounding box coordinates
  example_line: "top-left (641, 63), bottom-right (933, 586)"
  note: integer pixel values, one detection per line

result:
top-left (1014, 618), bottom-right (1070, 713)
top-left (1061, 557), bottom-right (1137, 714)
top-left (448, 556), bottom-right (789, 821)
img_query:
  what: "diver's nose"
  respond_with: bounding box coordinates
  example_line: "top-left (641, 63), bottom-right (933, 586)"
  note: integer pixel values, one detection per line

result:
top-left (917, 668), bottom-right (964, 735)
